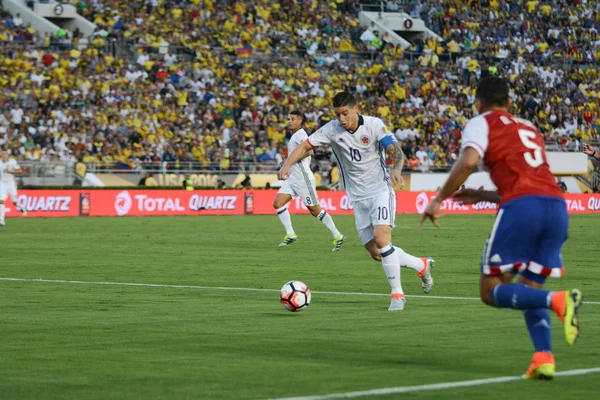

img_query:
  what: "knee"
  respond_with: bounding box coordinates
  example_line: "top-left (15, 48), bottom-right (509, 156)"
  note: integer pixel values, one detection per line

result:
top-left (373, 235), bottom-right (388, 249)
top-left (308, 208), bottom-right (320, 217)
top-left (273, 201), bottom-right (283, 210)
top-left (480, 285), bottom-right (495, 306)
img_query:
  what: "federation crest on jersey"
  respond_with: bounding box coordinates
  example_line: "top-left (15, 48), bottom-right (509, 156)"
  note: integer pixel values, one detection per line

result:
top-left (361, 135), bottom-right (369, 145)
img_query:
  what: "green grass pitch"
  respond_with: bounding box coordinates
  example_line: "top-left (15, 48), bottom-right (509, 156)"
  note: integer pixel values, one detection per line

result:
top-left (0, 215), bottom-right (599, 400)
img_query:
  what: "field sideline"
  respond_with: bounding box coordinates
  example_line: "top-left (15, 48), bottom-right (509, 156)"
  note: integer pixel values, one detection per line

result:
top-left (1, 215), bottom-right (598, 400)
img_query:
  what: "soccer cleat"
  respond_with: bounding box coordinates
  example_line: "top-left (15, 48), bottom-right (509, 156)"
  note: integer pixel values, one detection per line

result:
top-left (278, 234), bottom-right (298, 248)
top-left (522, 352), bottom-right (555, 380)
top-left (388, 294), bottom-right (406, 311)
top-left (417, 257), bottom-right (435, 294)
top-left (18, 207), bottom-right (26, 216)
top-left (564, 289), bottom-right (583, 345)
top-left (332, 234), bottom-right (346, 252)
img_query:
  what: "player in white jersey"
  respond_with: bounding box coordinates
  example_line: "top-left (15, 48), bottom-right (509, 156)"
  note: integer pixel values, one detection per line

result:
top-left (279, 93), bottom-right (435, 311)
top-left (273, 111), bottom-right (346, 251)
top-left (0, 150), bottom-right (27, 226)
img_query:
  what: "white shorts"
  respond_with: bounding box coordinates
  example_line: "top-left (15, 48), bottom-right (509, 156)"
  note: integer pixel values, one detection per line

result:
top-left (278, 179), bottom-right (319, 207)
top-left (353, 191), bottom-right (396, 245)
top-left (0, 182), bottom-right (17, 202)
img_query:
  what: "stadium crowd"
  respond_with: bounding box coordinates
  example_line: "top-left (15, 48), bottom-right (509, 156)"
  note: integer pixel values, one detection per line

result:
top-left (0, 0), bottom-right (600, 178)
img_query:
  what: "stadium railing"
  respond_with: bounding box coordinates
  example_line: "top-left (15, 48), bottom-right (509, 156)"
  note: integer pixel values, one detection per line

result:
top-left (17, 160), bottom-right (80, 186)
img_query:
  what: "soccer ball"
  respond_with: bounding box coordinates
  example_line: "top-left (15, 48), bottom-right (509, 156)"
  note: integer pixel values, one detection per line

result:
top-left (280, 280), bottom-right (311, 312)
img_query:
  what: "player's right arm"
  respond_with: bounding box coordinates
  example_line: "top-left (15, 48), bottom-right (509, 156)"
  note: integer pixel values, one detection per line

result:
top-left (278, 124), bottom-right (332, 180)
top-left (7, 160), bottom-right (21, 174)
top-left (278, 141), bottom-right (313, 180)
top-left (421, 116), bottom-right (488, 227)
top-left (583, 143), bottom-right (600, 161)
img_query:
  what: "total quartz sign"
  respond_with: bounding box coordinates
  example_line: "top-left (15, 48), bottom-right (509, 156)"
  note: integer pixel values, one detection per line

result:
top-left (90, 190), bottom-right (244, 216)
top-left (2, 190), bottom-right (600, 217)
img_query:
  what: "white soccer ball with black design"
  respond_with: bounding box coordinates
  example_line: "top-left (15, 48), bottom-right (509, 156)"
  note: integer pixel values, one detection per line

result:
top-left (280, 280), bottom-right (311, 312)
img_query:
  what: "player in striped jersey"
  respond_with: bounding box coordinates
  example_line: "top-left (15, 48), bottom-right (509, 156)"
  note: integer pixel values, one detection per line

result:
top-left (273, 111), bottom-right (346, 251)
top-left (279, 94), bottom-right (435, 311)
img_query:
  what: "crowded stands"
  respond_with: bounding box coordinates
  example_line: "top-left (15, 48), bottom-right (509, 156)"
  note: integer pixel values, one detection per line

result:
top-left (0, 0), bottom-right (599, 176)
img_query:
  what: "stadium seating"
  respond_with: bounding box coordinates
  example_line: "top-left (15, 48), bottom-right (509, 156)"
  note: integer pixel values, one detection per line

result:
top-left (0, 0), bottom-right (599, 176)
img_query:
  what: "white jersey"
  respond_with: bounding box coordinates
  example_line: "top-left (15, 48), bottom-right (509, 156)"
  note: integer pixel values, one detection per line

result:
top-left (0, 159), bottom-right (20, 185)
top-left (288, 128), bottom-right (314, 185)
top-left (307, 115), bottom-right (397, 202)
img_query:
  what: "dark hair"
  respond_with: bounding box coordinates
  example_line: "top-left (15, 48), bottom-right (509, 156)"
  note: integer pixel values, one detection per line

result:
top-left (332, 91), bottom-right (357, 108)
top-left (289, 110), bottom-right (306, 124)
top-left (476, 77), bottom-right (509, 108)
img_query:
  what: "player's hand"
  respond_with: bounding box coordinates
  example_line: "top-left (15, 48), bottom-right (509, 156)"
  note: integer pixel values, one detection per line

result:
top-left (419, 199), bottom-right (443, 228)
top-left (391, 170), bottom-right (404, 189)
top-left (278, 165), bottom-right (291, 180)
top-left (451, 188), bottom-right (481, 205)
top-left (583, 143), bottom-right (595, 156)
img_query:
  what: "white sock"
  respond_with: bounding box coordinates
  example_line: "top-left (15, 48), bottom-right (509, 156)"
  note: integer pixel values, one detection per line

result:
top-left (379, 244), bottom-right (403, 295)
top-left (11, 197), bottom-right (20, 212)
top-left (0, 204), bottom-right (4, 223)
top-left (276, 206), bottom-right (295, 235)
top-left (316, 210), bottom-right (341, 238)
top-left (394, 246), bottom-right (425, 274)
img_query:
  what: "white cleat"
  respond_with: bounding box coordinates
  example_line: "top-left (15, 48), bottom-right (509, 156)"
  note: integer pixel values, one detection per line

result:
top-left (0, 222), bottom-right (4, 227)
top-left (419, 257), bottom-right (435, 294)
top-left (19, 207), bottom-right (27, 216)
top-left (388, 295), bottom-right (406, 311)
top-left (279, 234), bottom-right (298, 248)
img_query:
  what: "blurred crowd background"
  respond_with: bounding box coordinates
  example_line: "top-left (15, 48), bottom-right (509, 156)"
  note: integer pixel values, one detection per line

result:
top-left (1, 0), bottom-right (599, 179)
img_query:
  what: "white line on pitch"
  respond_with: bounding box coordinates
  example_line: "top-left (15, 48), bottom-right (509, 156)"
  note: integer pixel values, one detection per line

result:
top-left (264, 367), bottom-right (600, 400)
top-left (0, 277), bottom-right (599, 305)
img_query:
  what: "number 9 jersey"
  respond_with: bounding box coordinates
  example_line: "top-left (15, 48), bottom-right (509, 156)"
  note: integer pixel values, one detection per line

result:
top-left (461, 110), bottom-right (563, 205)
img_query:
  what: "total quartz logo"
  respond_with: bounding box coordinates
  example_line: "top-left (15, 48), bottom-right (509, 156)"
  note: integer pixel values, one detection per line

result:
top-left (415, 192), bottom-right (430, 214)
top-left (115, 191), bottom-right (133, 216)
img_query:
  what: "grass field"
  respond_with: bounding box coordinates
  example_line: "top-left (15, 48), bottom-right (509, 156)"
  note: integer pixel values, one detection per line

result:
top-left (0, 214), bottom-right (599, 400)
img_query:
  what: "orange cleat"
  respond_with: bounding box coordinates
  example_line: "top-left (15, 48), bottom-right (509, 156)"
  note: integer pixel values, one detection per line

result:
top-left (523, 352), bottom-right (555, 380)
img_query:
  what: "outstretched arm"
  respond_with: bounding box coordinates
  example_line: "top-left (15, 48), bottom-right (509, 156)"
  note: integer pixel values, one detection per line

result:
top-left (278, 140), bottom-right (313, 180)
top-left (436, 147), bottom-right (481, 202)
top-left (583, 143), bottom-right (600, 160)
top-left (385, 142), bottom-right (405, 188)
top-left (451, 189), bottom-right (501, 204)
top-left (420, 147), bottom-right (481, 227)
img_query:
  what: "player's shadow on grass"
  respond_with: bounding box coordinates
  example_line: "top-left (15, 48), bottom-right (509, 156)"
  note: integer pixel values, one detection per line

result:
top-left (260, 312), bottom-right (311, 317)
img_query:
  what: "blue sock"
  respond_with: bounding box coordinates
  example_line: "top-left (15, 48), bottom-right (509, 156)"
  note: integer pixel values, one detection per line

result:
top-left (492, 283), bottom-right (552, 310)
top-left (524, 309), bottom-right (552, 352)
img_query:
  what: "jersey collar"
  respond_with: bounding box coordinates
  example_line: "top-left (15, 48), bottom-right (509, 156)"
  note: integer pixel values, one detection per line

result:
top-left (346, 115), bottom-right (364, 134)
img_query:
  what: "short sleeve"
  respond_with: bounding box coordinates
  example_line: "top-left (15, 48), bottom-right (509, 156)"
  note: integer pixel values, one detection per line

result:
top-left (298, 130), bottom-right (309, 143)
top-left (461, 116), bottom-right (490, 158)
top-left (306, 122), bottom-right (333, 147)
top-left (374, 118), bottom-right (397, 148)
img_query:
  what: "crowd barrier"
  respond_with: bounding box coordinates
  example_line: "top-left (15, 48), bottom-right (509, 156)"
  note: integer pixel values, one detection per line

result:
top-left (4, 190), bottom-right (600, 217)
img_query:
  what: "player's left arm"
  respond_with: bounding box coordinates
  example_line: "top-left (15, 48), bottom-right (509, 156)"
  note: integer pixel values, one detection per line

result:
top-left (378, 120), bottom-right (404, 188)
top-left (384, 141), bottom-right (405, 188)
